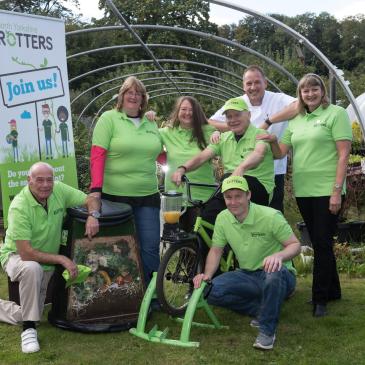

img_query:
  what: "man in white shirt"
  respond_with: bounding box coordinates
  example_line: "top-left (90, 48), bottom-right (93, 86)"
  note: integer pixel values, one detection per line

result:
top-left (208, 65), bottom-right (297, 212)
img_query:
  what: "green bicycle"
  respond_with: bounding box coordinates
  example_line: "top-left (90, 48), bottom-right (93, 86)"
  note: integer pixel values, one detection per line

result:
top-left (156, 175), bottom-right (236, 317)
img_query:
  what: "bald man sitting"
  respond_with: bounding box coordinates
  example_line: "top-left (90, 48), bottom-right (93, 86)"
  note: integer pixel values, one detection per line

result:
top-left (0, 162), bottom-right (100, 353)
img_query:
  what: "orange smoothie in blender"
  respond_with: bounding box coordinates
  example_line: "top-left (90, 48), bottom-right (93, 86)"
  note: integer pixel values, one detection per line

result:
top-left (163, 211), bottom-right (181, 224)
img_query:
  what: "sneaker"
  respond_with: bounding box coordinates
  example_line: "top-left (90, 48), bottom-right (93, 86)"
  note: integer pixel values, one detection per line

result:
top-left (250, 318), bottom-right (260, 328)
top-left (253, 332), bottom-right (276, 350)
top-left (21, 328), bottom-right (40, 353)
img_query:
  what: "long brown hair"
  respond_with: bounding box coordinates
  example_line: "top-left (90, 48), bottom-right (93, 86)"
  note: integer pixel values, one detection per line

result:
top-left (297, 73), bottom-right (330, 114)
top-left (116, 76), bottom-right (148, 117)
top-left (169, 96), bottom-right (209, 150)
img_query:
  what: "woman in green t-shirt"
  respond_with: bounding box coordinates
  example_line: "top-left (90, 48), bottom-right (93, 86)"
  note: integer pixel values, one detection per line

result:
top-left (159, 96), bottom-right (217, 231)
top-left (258, 73), bottom-right (352, 317)
top-left (90, 76), bottom-right (162, 284)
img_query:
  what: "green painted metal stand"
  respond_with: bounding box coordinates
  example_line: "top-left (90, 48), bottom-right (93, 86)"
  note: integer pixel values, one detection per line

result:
top-left (129, 272), bottom-right (228, 347)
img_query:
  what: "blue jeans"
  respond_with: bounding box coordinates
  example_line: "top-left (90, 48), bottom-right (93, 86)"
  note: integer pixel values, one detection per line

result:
top-left (45, 138), bottom-right (52, 158)
top-left (207, 267), bottom-right (296, 336)
top-left (132, 206), bottom-right (160, 284)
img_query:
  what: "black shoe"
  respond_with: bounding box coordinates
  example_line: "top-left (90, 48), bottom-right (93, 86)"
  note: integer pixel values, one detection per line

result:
top-left (313, 304), bottom-right (327, 317)
top-left (307, 296), bottom-right (341, 305)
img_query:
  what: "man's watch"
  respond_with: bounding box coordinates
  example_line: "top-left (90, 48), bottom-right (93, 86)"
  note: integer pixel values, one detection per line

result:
top-left (89, 210), bottom-right (101, 219)
top-left (264, 117), bottom-right (272, 126)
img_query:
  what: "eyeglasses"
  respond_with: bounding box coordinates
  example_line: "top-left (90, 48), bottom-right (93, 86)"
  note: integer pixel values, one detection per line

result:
top-left (125, 90), bottom-right (142, 98)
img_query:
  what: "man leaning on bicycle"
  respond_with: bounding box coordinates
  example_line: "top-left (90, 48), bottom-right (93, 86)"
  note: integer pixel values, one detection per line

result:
top-left (193, 176), bottom-right (300, 351)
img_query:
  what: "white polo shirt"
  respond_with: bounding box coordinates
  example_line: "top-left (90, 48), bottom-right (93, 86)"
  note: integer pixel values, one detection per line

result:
top-left (210, 90), bottom-right (296, 175)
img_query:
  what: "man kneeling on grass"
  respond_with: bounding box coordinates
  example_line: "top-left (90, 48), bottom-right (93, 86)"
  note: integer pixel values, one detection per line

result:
top-left (193, 176), bottom-right (300, 350)
top-left (0, 162), bottom-right (100, 353)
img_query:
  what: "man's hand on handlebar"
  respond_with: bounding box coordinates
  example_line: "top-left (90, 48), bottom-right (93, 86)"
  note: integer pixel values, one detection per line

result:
top-left (193, 273), bottom-right (211, 289)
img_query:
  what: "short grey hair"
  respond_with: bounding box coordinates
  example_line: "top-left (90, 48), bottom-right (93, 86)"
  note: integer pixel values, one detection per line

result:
top-left (28, 162), bottom-right (54, 177)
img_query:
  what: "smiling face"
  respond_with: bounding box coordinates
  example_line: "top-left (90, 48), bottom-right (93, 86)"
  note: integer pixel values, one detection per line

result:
top-left (225, 110), bottom-right (251, 135)
top-left (122, 87), bottom-right (143, 116)
top-left (28, 164), bottom-right (54, 204)
top-left (243, 69), bottom-right (267, 106)
top-left (178, 99), bottom-right (193, 129)
top-left (223, 188), bottom-right (251, 221)
top-left (300, 84), bottom-right (324, 112)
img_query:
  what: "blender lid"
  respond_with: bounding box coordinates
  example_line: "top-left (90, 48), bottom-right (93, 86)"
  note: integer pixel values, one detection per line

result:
top-left (162, 190), bottom-right (183, 197)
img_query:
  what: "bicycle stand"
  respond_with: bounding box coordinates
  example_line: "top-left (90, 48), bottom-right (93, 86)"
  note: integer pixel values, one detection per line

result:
top-left (129, 272), bottom-right (228, 348)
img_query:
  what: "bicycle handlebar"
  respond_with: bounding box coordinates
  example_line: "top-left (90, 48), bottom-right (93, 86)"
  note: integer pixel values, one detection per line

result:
top-left (181, 175), bottom-right (219, 208)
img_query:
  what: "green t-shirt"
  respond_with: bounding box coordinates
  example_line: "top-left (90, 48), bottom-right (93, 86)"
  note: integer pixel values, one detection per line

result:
top-left (43, 119), bottom-right (52, 139)
top-left (207, 124), bottom-right (275, 194)
top-left (159, 124), bottom-right (216, 203)
top-left (59, 122), bottom-right (69, 141)
top-left (281, 104), bottom-right (353, 197)
top-left (92, 109), bottom-right (162, 196)
top-left (10, 130), bottom-right (18, 147)
top-left (0, 181), bottom-right (87, 271)
top-left (213, 203), bottom-right (296, 274)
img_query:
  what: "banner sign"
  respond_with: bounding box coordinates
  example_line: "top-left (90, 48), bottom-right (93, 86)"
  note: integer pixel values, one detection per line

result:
top-left (0, 10), bottom-right (78, 226)
top-left (0, 66), bottom-right (65, 107)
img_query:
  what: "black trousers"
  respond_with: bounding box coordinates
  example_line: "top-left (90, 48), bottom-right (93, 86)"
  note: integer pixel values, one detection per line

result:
top-left (296, 196), bottom-right (341, 305)
top-left (269, 174), bottom-right (285, 213)
top-left (201, 174), bottom-right (269, 225)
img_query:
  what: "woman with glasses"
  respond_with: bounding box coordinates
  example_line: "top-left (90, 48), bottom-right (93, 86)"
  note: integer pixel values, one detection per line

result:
top-left (89, 76), bottom-right (162, 284)
top-left (258, 73), bottom-right (352, 317)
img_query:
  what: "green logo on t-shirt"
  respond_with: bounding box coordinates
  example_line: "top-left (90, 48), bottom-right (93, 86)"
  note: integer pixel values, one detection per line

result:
top-left (251, 232), bottom-right (266, 237)
top-left (313, 120), bottom-right (326, 127)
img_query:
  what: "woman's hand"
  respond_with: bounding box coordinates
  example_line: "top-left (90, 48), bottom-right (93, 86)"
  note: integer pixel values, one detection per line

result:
top-left (329, 192), bottom-right (342, 214)
top-left (171, 168), bottom-right (185, 186)
top-left (145, 110), bottom-right (157, 121)
top-left (210, 131), bottom-right (221, 144)
top-left (256, 133), bottom-right (277, 143)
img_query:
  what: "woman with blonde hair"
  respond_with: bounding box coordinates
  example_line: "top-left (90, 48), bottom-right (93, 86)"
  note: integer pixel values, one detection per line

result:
top-left (258, 73), bottom-right (352, 317)
top-left (90, 76), bottom-right (162, 284)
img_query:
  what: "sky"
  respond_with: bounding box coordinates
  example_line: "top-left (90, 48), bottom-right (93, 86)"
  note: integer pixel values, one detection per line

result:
top-left (77, 0), bottom-right (365, 25)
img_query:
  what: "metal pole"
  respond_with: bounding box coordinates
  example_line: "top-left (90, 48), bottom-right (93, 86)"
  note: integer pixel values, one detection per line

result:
top-left (105, 0), bottom-right (181, 94)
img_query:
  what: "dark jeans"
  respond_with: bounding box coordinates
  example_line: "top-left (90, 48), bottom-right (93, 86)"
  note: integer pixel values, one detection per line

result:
top-left (201, 174), bottom-right (269, 225)
top-left (207, 267), bottom-right (296, 336)
top-left (296, 196), bottom-right (341, 304)
top-left (269, 174), bottom-right (285, 213)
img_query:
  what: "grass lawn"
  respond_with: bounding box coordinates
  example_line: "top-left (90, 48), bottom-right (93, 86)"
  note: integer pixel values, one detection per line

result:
top-left (1, 270), bottom-right (365, 365)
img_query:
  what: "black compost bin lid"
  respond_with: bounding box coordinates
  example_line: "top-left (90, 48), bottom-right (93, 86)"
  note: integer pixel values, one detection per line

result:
top-left (67, 199), bottom-right (133, 223)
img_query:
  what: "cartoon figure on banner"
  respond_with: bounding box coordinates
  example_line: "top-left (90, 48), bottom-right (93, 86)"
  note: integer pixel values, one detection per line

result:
top-left (56, 105), bottom-right (70, 158)
top-left (41, 103), bottom-right (53, 159)
top-left (6, 119), bottom-right (19, 163)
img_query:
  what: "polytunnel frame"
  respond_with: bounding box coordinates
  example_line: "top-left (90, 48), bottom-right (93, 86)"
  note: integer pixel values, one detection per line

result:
top-left (210, 0), bottom-right (365, 135)
top-left (71, 70), bottom-right (242, 105)
top-left (72, 58), bottom-right (255, 123)
top-left (68, 43), bottom-right (283, 95)
top-left (66, 0), bottom-right (365, 138)
top-left (66, 23), bottom-right (298, 122)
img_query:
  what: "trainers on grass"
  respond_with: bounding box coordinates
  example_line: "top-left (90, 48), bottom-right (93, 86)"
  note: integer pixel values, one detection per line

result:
top-left (253, 332), bottom-right (276, 350)
top-left (21, 328), bottom-right (40, 353)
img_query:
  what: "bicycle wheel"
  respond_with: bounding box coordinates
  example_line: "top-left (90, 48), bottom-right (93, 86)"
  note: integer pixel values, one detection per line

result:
top-left (156, 241), bottom-right (203, 317)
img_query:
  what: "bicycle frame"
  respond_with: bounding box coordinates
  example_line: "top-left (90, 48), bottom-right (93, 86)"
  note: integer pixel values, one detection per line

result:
top-left (193, 216), bottom-right (235, 273)
top-left (181, 175), bottom-right (235, 273)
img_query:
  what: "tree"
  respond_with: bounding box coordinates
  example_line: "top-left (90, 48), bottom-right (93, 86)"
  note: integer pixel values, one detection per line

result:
top-left (0, 0), bottom-right (81, 21)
